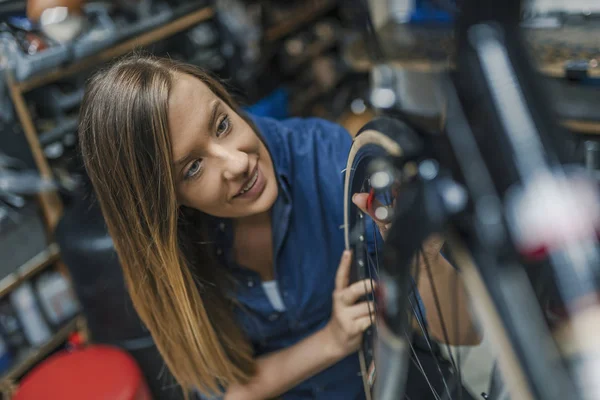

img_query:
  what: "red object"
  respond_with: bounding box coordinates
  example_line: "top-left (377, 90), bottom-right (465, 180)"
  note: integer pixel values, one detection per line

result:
top-left (519, 244), bottom-right (549, 262)
top-left (13, 345), bottom-right (152, 400)
top-left (67, 331), bottom-right (85, 349)
top-left (366, 188), bottom-right (376, 216)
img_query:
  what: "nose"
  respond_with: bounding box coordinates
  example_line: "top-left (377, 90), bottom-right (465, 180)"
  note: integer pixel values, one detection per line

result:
top-left (219, 146), bottom-right (249, 181)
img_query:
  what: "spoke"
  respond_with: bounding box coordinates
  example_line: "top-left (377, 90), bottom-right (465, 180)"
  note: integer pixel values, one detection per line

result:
top-left (358, 182), bottom-right (378, 396)
top-left (421, 247), bottom-right (460, 376)
top-left (360, 213), bottom-right (377, 327)
top-left (406, 331), bottom-right (443, 400)
top-left (363, 283), bottom-right (377, 327)
top-left (411, 256), bottom-right (464, 400)
top-left (408, 294), bottom-right (453, 400)
top-left (403, 235), bottom-right (457, 400)
top-left (369, 218), bottom-right (381, 307)
top-left (365, 257), bottom-right (378, 315)
top-left (409, 259), bottom-right (440, 357)
top-left (371, 221), bottom-right (382, 279)
top-left (362, 196), bottom-right (384, 325)
top-left (355, 179), bottom-right (466, 400)
top-left (366, 253), bottom-right (380, 279)
top-left (409, 263), bottom-right (428, 340)
top-left (367, 219), bottom-right (379, 286)
top-left (409, 249), bottom-right (456, 399)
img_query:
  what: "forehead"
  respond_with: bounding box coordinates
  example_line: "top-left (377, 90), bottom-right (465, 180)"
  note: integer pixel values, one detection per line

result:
top-left (168, 73), bottom-right (218, 162)
top-left (168, 73), bottom-right (216, 131)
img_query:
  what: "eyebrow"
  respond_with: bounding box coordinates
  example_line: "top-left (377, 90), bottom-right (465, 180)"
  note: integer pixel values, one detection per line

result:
top-left (173, 100), bottom-right (220, 168)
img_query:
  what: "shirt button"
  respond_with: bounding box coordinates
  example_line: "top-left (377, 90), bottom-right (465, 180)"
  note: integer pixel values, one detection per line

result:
top-left (268, 313), bottom-right (280, 321)
top-left (216, 248), bottom-right (223, 255)
top-left (247, 280), bottom-right (255, 288)
top-left (219, 222), bottom-right (226, 231)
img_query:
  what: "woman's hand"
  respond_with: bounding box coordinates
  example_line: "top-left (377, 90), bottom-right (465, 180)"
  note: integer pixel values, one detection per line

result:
top-left (352, 193), bottom-right (393, 240)
top-left (324, 250), bottom-right (376, 358)
top-left (223, 252), bottom-right (377, 400)
top-left (351, 193), bottom-right (443, 260)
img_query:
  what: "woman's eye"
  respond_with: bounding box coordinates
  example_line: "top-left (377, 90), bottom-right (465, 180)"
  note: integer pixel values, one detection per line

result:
top-left (216, 115), bottom-right (231, 137)
top-left (185, 159), bottom-right (202, 179)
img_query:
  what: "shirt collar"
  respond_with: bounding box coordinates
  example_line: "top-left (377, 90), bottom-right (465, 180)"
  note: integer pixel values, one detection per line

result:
top-left (246, 113), bottom-right (292, 194)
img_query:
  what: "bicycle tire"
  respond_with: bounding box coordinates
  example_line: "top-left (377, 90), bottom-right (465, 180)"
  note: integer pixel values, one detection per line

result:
top-left (343, 117), bottom-right (535, 400)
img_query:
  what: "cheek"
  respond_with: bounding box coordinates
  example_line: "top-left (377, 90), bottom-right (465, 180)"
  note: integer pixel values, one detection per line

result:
top-left (258, 141), bottom-right (273, 171)
top-left (243, 130), bottom-right (261, 152)
top-left (233, 116), bottom-right (260, 149)
top-left (178, 175), bottom-right (222, 211)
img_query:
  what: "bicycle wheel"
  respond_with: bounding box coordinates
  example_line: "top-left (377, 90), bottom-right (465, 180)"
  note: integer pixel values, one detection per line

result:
top-left (343, 117), bottom-right (536, 400)
top-left (343, 118), bottom-right (405, 400)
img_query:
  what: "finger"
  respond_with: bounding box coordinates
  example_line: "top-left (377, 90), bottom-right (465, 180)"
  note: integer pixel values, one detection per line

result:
top-left (335, 250), bottom-right (352, 290)
top-left (354, 315), bottom-right (376, 334)
top-left (352, 193), bottom-right (370, 214)
top-left (342, 279), bottom-right (377, 305)
top-left (424, 234), bottom-right (445, 253)
top-left (348, 301), bottom-right (377, 319)
top-left (352, 193), bottom-right (393, 226)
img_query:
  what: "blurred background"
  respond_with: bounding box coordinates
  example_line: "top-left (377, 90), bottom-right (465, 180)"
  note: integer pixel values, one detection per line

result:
top-left (0, 0), bottom-right (598, 399)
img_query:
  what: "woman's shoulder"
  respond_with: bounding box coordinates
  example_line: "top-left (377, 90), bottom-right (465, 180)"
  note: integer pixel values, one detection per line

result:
top-left (249, 115), bottom-right (353, 203)
top-left (248, 114), bottom-right (352, 158)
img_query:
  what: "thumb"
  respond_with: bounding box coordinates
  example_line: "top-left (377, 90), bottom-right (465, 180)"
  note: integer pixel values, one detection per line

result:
top-left (352, 193), bottom-right (369, 214)
top-left (353, 193), bottom-right (388, 222)
top-left (352, 192), bottom-right (391, 239)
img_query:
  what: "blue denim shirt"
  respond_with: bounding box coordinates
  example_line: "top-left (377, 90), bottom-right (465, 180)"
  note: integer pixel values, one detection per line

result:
top-left (207, 115), bottom-right (366, 400)
top-left (202, 115), bottom-right (430, 400)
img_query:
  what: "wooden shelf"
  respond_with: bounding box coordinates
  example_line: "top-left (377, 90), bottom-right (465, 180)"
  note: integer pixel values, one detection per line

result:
top-left (287, 38), bottom-right (337, 72)
top-left (15, 6), bottom-right (214, 93)
top-left (265, 1), bottom-right (336, 43)
top-left (290, 67), bottom-right (350, 114)
top-left (0, 316), bottom-right (83, 384)
top-left (0, 244), bottom-right (60, 298)
top-left (563, 120), bottom-right (600, 135)
top-left (0, 3), bottom-right (214, 395)
top-left (343, 18), bottom-right (600, 79)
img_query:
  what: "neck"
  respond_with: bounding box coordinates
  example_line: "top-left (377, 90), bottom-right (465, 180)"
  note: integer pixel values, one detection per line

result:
top-left (232, 210), bottom-right (274, 280)
top-left (234, 210), bottom-right (271, 229)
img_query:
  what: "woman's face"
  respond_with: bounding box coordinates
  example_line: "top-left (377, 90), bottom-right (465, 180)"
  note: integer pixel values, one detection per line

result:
top-left (168, 73), bottom-right (278, 218)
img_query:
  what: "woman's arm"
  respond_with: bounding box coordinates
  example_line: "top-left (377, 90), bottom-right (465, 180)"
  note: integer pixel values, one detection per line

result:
top-left (223, 251), bottom-right (374, 400)
top-left (224, 325), bottom-right (343, 400)
top-left (416, 251), bottom-right (482, 346)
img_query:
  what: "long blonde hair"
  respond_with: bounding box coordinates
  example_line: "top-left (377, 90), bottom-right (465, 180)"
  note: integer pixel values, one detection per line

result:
top-left (78, 54), bottom-right (256, 397)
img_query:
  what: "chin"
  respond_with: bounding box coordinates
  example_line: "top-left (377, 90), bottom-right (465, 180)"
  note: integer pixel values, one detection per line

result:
top-left (260, 183), bottom-right (278, 211)
top-left (207, 183), bottom-right (277, 219)
top-left (245, 181), bottom-right (278, 217)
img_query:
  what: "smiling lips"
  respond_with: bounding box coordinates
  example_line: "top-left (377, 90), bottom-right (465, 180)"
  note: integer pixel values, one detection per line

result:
top-left (235, 164), bottom-right (259, 198)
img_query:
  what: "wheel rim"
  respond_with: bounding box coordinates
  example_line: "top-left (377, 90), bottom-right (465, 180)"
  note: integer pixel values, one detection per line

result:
top-left (344, 125), bottom-right (467, 400)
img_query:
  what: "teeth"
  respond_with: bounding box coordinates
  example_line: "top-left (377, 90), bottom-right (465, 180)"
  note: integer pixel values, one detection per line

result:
top-left (239, 170), bottom-right (258, 195)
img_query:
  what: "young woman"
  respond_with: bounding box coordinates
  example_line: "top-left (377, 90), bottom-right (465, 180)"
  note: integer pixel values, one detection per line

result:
top-left (78, 54), bottom-right (479, 400)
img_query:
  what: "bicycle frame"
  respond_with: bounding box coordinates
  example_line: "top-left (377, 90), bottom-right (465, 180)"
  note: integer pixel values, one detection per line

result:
top-left (371, 1), bottom-right (600, 399)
